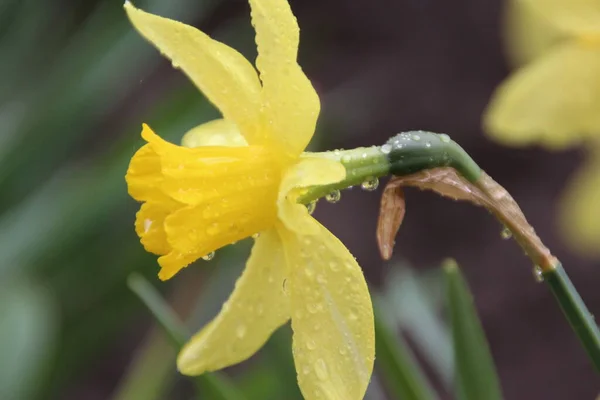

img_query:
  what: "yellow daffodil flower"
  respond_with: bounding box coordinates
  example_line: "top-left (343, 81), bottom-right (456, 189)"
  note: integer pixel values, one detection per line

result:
top-left (485, 0), bottom-right (600, 149)
top-left (484, 0), bottom-right (600, 256)
top-left (123, 1), bottom-right (374, 398)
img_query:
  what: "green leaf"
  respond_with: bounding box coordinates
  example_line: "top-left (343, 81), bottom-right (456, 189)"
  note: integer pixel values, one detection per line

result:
top-left (373, 297), bottom-right (437, 400)
top-left (444, 260), bottom-right (503, 400)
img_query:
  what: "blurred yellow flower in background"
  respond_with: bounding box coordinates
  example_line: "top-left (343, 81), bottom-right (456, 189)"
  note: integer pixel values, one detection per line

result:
top-left (484, 0), bottom-right (600, 256)
top-left (124, 1), bottom-right (374, 398)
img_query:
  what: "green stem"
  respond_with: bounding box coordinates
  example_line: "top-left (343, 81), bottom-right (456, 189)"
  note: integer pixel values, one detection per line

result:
top-left (127, 273), bottom-right (246, 400)
top-left (542, 264), bottom-right (600, 371)
top-left (300, 131), bottom-right (481, 204)
top-left (299, 146), bottom-right (390, 204)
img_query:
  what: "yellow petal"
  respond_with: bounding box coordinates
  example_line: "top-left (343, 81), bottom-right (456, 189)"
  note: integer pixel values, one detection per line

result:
top-left (522, 0), bottom-right (600, 36)
top-left (278, 157), bottom-right (345, 236)
top-left (178, 228), bottom-right (290, 374)
top-left (281, 222), bottom-right (374, 400)
top-left (249, 0), bottom-right (320, 156)
top-left (503, 0), bottom-right (564, 67)
top-left (560, 149), bottom-right (600, 256)
top-left (124, 2), bottom-right (264, 144)
top-left (181, 119), bottom-right (248, 148)
top-left (134, 201), bottom-right (177, 256)
top-left (484, 42), bottom-right (600, 149)
top-left (126, 125), bottom-right (173, 204)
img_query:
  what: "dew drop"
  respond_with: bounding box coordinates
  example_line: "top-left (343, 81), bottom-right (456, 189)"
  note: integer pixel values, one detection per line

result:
top-left (500, 227), bottom-right (512, 240)
top-left (306, 201), bottom-right (317, 214)
top-left (206, 222), bottom-right (219, 236)
top-left (380, 144), bottom-right (392, 154)
top-left (202, 251), bottom-right (215, 261)
top-left (252, 232), bottom-right (260, 239)
top-left (307, 302), bottom-right (319, 313)
top-left (425, 141), bottom-right (432, 148)
top-left (314, 358), bottom-right (329, 380)
top-left (440, 133), bottom-right (451, 143)
top-left (325, 190), bottom-right (341, 203)
top-left (306, 340), bottom-right (317, 350)
top-left (236, 324), bottom-right (247, 339)
top-left (143, 219), bottom-right (152, 233)
top-left (304, 267), bottom-right (315, 278)
top-left (328, 261), bottom-right (340, 272)
top-left (302, 365), bottom-right (311, 375)
top-left (341, 154), bottom-right (352, 163)
top-left (533, 265), bottom-right (544, 282)
top-left (412, 134), bottom-right (421, 141)
top-left (361, 177), bottom-right (379, 191)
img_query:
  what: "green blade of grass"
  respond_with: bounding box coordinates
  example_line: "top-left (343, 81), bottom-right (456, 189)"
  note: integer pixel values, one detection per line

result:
top-left (444, 260), bottom-right (502, 400)
top-left (373, 296), bottom-right (437, 400)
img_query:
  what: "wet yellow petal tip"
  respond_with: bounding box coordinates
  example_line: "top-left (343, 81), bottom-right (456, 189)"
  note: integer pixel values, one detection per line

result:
top-left (283, 223), bottom-right (374, 400)
top-left (177, 229), bottom-right (290, 374)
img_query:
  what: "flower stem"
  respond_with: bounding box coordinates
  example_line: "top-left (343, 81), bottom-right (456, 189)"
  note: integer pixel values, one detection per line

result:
top-left (299, 146), bottom-right (390, 204)
top-left (542, 263), bottom-right (600, 371)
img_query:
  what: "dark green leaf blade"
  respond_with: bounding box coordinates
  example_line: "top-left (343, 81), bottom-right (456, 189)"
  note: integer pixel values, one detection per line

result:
top-left (374, 298), bottom-right (437, 400)
top-left (444, 260), bottom-right (502, 400)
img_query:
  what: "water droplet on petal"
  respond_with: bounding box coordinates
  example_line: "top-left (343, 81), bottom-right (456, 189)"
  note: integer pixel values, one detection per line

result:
top-left (533, 265), bottom-right (544, 282)
top-left (361, 177), bottom-right (379, 191)
top-left (236, 324), bottom-right (247, 339)
top-left (202, 251), bottom-right (215, 261)
top-left (143, 219), bottom-right (152, 233)
top-left (325, 190), bottom-right (341, 203)
top-left (412, 134), bottom-right (421, 141)
top-left (425, 141), bottom-right (432, 148)
top-left (252, 232), bottom-right (260, 239)
top-left (380, 144), bottom-right (392, 154)
top-left (328, 261), bottom-right (340, 272)
top-left (440, 133), bottom-right (451, 143)
top-left (307, 303), bottom-right (319, 313)
top-left (306, 201), bottom-right (317, 214)
top-left (306, 340), bottom-right (317, 350)
top-left (500, 227), bottom-right (512, 240)
top-left (314, 358), bottom-right (329, 380)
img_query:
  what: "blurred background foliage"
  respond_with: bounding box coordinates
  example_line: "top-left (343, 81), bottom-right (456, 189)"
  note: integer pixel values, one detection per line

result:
top-left (0, 0), bottom-right (599, 399)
